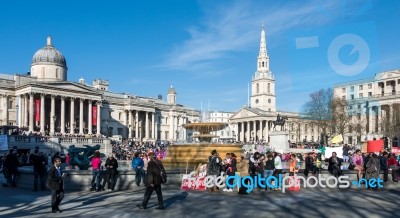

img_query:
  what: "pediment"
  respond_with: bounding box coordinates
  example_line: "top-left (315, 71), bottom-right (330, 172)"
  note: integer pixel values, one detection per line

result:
top-left (230, 108), bottom-right (260, 120)
top-left (32, 82), bottom-right (100, 95)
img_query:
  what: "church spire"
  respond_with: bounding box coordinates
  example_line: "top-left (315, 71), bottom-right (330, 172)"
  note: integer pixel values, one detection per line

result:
top-left (257, 22), bottom-right (270, 71)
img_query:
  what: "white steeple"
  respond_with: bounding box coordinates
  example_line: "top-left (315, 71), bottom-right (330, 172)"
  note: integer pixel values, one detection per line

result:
top-left (250, 22), bottom-right (276, 112)
top-left (47, 35), bottom-right (52, 46)
top-left (257, 21), bottom-right (270, 72)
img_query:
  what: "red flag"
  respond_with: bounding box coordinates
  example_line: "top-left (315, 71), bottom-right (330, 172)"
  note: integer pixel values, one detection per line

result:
top-left (35, 99), bottom-right (40, 122)
top-left (92, 105), bottom-right (97, 126)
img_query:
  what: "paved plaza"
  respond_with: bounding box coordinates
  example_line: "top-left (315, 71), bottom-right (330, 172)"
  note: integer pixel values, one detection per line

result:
top-left (0, 183), bottom-right (399, 218)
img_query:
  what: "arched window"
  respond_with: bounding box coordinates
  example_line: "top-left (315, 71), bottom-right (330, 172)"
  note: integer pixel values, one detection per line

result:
top-left (259, 62), bottom-right (261, 68)
top-left (267, 83), bottom-right (270, 93)
top-left (256, 83), bottom-right (259, 93)
top-left (262, 62), bottom-right (264, 67)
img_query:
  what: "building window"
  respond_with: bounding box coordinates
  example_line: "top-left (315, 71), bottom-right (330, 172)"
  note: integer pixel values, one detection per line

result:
top-left (221, 131), bottom-right (224, 136)
top-left (56, 68), bottom-right (59, 78)
top-left (165, 117), bottom-right (168, 124)
top-left (267, 83), bottom-right (270, 93)
top-left (342, 95), bottom-right (346, 100)
top-left (357, 113), bottom-right (361, 120)
top-left (119, 113), bottom-right (122, 120)
top-left (350, 86), bottom-right (354, 92)
top-left (268, 108), bottom-right (271, 112)
top-left (368, 83), bottom-right (372, 89)
top-left (256, 83), bottom-right (259, 93)
top-left (359, 93), bottom-right (363, 98)
top-left (342, 88), bottom-right (346, 93)
top-left (359, 85), bottom-right (363, 90)
top-left (349, 106), bottom-right (353, 110)
top-left (268, 99), bottom-right (271, 103)
top-left (255, 99), bottom-right (259, 104)
top-left (358, 104), bottom-right (361, 109)
top-left (351, 94), bottom-right (354, 99)
top-left (368, 92), bottom-right (372, 97)
top-left (262, 62), bottom-right (264, 67)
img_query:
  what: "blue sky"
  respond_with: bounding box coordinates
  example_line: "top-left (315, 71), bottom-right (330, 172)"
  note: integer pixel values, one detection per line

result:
top-left (0, 0), bottom-right (399, 113)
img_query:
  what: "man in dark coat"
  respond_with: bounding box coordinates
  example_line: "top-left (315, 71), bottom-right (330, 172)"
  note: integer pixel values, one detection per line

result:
top-left (137, 152), bottom-right (165, 210)
top-left (47, 157), bottom-right (66, 213)
top-left (104, 153), bottom-right (118, 191)
top-left (31, 150), bottom-right (48, 191)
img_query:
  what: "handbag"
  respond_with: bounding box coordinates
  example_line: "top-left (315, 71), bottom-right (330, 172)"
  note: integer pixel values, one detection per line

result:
top-left (348, 163), bottom-right (356, 170)
top-left (366, 165), bottom-right (377, 174)
top-left (156, 161), bottom-right (167, 184)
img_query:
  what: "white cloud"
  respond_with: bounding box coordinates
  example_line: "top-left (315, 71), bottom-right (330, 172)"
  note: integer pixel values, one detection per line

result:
top-left (162, 0), bottom-right (338, 71)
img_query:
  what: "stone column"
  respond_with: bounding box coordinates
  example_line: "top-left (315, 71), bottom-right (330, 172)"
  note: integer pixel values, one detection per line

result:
top-left (182, 117), bottom-right (186, 141)
top-left (253, 120), bottom-right (257, 141)
top-left (169, 112), bottom-right (174, 140)
top-left (24, 94), bottom-right (28, 127)
top-left (96, 102), bottom-right (101, 135)
top-left (2, 95), bottom-right (9, 125)
top-left (239, 122), bottom-right (243, 142)
top-left (246, 121), bottom-right (250, 142)
top-left (29, 93), bottom-right (34, 132)
top-left (61, 97), bottom-right (65, 134)
top-left (88, 100), bottom-right (92, 135)
top-left (369, 106), bottom-right (374, 134)
top-left (123, 110), bottom-right (128, 138)
top-left (135, 111), bottom-right (139, 139)
top-left (50, 95), bottom-right (55, 135)
top-left (129, 110), bottom-right (133, 138)
top-left (17, 95), bottom-right (22, 126)
top-left (145, 111), bottom-right (149, 139)
top-left (155, 121), bottom-right (158, 140)
top-left (152, 112), bottom-right (155, 139)
top-left (390, 104), bottom-right (394, 123)
top-left (265, 121), bottom-right (269, 142)
top-left (260, 120), bottom-right (264, 141)
top-left (40, 94), bottom-right (45, 134)
top-left (70, 98), bottom-right (75, 134)
top-left (79, 98), bottom-right (84, 135)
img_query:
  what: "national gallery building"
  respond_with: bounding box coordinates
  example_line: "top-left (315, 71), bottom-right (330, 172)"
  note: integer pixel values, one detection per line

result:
top-left (0, 36), bottom-right (200, 141)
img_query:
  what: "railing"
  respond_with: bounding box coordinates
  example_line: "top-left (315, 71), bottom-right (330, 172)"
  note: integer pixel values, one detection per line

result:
top-left (8, 135), bottom-right (110, 146)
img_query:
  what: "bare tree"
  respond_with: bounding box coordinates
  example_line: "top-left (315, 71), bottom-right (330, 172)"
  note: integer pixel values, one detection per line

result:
top-left (332, 98), bottom-right (352, 138)
top-left (379, 104), bottom-right (400, 147)
top-left (302, 88), bottom-right (334, 145)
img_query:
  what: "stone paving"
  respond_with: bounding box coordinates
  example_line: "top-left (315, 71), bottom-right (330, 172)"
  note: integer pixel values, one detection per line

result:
top-left (0, 182), bottom-right (399, 218)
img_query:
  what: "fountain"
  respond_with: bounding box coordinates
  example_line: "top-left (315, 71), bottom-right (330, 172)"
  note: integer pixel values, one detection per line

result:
top-left (162, 122), bottom-right (243, 170)
top-left (182, 122), bottom-right (227, 142)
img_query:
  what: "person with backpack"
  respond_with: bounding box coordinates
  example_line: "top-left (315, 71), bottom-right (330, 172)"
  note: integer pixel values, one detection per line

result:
top-left (137, 152), bottom-right (165, 210)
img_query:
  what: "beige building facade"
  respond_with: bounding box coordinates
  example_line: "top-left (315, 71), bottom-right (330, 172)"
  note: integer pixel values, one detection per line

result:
top-left (0, 36), bottom-right (200, 141)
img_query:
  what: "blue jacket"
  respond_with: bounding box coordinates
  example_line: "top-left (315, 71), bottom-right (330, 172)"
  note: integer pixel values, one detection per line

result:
top-left (132, 157), bottom-right (144, 170)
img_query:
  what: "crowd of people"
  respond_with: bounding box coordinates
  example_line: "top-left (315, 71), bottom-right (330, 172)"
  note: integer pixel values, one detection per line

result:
top-left (110, 140), bottom-right (169, 161)
top-left (205, 147), bottom-right (400, 194)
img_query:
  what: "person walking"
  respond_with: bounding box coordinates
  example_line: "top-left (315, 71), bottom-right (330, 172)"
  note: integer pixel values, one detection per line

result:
top-left (137, 152), bottom-right (165, 210)
top-left (105, 153), bottom-right (118, 191)
top-left (47, 157), bottom-right (66, 213)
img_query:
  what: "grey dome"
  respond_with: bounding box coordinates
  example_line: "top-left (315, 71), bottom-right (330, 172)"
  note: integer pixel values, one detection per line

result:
top-left (31, 36), bottom-right (67, 67)
top-left (168, 85), bottom-right (177, 94)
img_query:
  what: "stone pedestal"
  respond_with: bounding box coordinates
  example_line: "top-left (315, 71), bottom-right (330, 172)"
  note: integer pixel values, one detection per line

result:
top-left (269, 131), bottom-right (289, 153)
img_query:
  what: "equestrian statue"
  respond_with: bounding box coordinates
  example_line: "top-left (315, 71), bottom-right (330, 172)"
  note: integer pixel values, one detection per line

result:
top-left (272, 114), bottom-right (288, 131)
